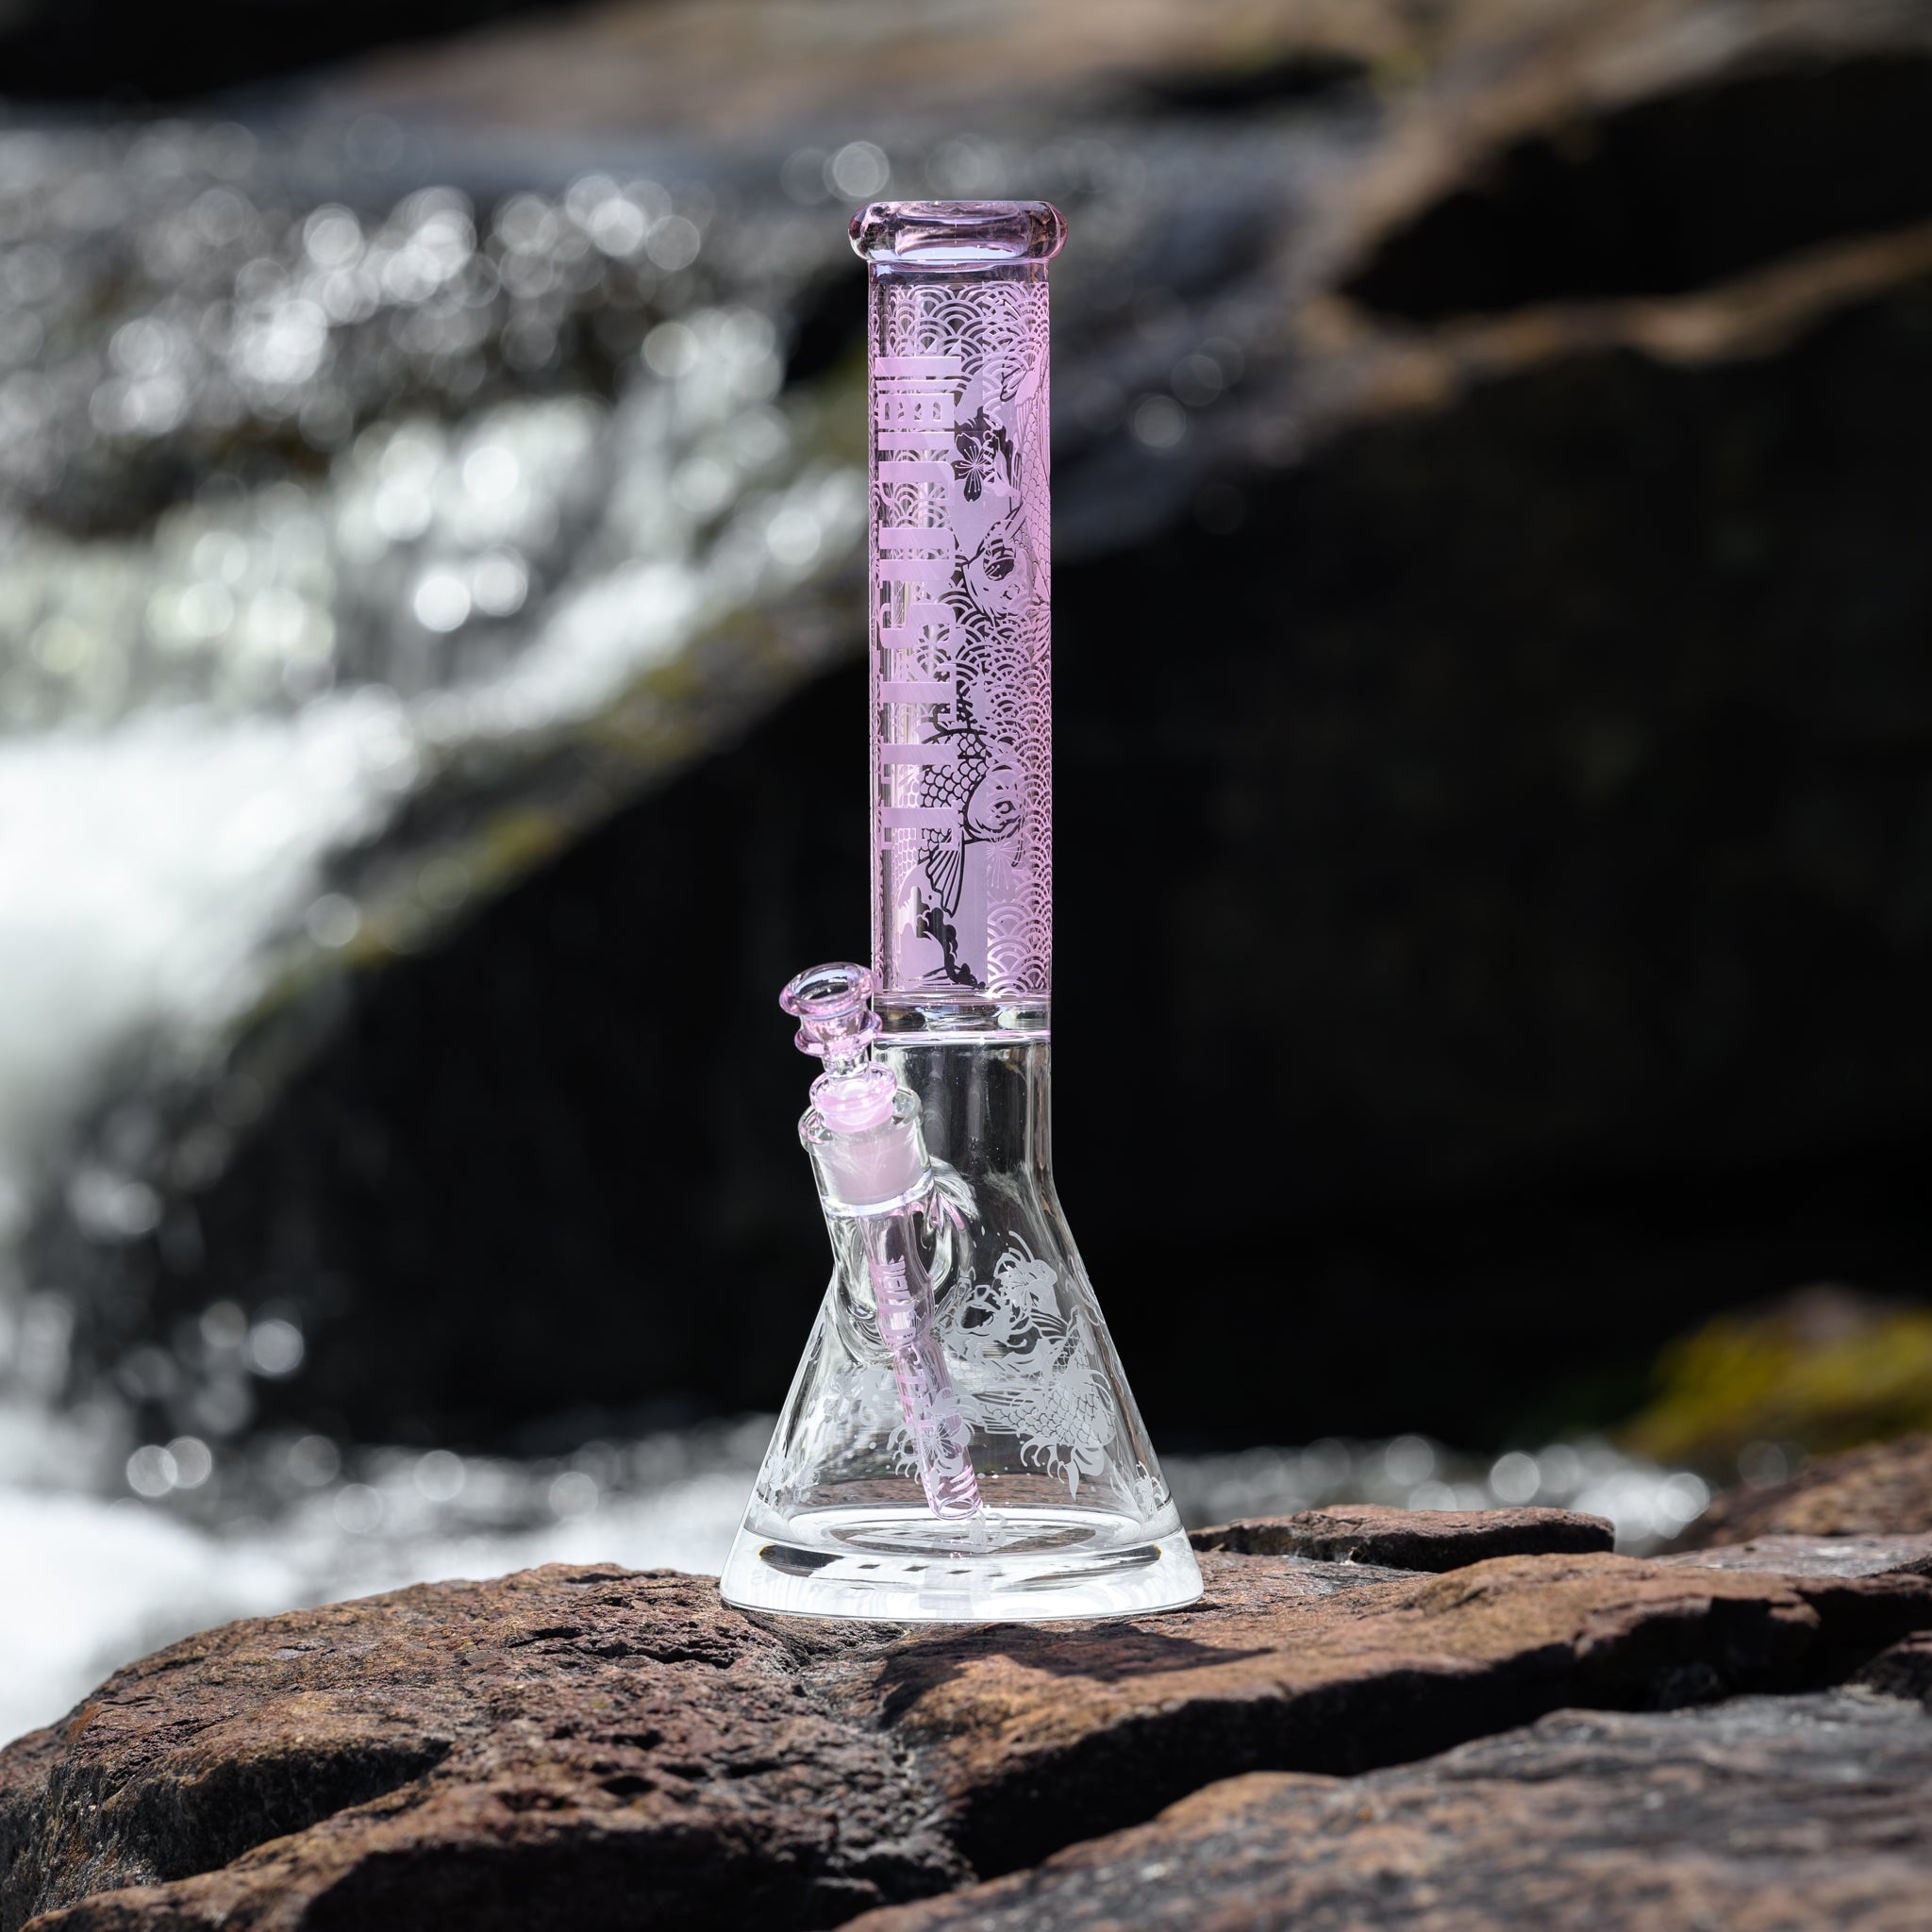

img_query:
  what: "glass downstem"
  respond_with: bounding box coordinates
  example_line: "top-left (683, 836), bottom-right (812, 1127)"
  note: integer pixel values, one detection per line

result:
top-left (861, 1216), bottom-right (982, 1519)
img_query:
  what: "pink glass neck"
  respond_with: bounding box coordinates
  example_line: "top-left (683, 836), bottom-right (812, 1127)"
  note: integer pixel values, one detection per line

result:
top-left (856, 201), bottom-right (1060, 1008)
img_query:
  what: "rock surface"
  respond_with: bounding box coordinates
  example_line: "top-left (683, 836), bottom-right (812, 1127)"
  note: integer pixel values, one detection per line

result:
top-left (1190, 1504), bottom-right (1612, 1568)
top-left (1664, 1532), bottom-right (1932, 1578)
top-left (1675, 1435), bottom-right (1932, 1548)
top-left (841, 1690), bottom-right (1932, 1931)
top-left (6, 1546), bottom-right (1932, 1929)
top-left (0, 1566), bottom-right (969, 1932)
top-left (1856, 1631), bottom-right (1932, 1703)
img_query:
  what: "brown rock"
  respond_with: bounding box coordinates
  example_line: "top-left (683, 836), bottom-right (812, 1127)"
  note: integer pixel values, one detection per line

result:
top-left (0, 1565), bottom-right (970, 1932)
top-left (1675, 1435), bottom-right (1932, 1548)
top-left (840, 1690), bottom-right (1932, 1931)
top-left (339, 0), bottom-right (1412, 141)
top-left (1190, 1504), bottom-right (1613, 1569)
top-left (837, 1550), bottom-right (1932, 1877)
top-left (7, 1551), bottom-right (1931, 1929)
top-left (1855, 1631), bottom-right (1932, 1704)
top-left (1663, 1533), bottom-right (1932, 1578)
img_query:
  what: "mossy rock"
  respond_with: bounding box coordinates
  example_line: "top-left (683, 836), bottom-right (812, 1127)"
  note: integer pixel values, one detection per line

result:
top-left (1624, 1287), bottom-right (1932, 1471)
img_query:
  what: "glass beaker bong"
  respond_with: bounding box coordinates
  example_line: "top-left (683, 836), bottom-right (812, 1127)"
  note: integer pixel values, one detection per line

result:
top-left (720, 202), bottom-right (1202, 1620)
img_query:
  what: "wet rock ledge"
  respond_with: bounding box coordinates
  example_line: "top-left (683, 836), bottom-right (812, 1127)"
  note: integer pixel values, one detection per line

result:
top-left (7, 1458), bottom-right (1932, 1931)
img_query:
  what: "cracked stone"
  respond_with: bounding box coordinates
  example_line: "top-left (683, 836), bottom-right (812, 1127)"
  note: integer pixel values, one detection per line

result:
top-left (1189, 1505), bottom-right (1613, 1569)
top-left (6, 1547), bottom-right (1930, 1929)
top-left (840, 1689), bottom-right (1932, 1932)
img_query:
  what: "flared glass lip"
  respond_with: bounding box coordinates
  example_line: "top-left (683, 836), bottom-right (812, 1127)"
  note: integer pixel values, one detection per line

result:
top-left (850, 199), bottom-right (1065, 267)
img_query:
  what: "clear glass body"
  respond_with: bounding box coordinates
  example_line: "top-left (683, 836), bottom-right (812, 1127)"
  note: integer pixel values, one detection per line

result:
top-left (720, 207), bottom-right (1200, 1620)
top-left (720, 1023), bottom-right (1199, 1619)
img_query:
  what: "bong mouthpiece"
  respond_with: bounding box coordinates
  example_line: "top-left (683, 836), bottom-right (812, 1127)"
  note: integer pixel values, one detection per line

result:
top-left (779, 961), bottom-right (881, 1072)
top-left (780, 962), bottom-right (898, 1135)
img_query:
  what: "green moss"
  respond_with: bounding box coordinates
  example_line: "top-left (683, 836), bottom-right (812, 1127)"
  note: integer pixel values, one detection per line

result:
top-left (1621, 1287), bottom-right (1932, 1468)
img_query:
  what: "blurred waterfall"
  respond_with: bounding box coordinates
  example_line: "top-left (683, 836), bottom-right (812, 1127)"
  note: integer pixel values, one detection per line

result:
top-left (0, 116), bottom-right (878, 1464)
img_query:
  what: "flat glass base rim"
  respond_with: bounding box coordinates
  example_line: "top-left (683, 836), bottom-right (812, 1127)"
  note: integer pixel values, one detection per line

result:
top-left (718, 1517), bottom-right (1205, 1623)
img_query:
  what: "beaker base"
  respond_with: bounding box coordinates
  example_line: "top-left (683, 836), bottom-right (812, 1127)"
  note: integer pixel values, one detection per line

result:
top-left (719, 1505), bottom-right (1204, 1621)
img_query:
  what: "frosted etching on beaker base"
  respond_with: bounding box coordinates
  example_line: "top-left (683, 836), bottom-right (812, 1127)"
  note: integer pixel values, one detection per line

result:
top-left (943, 1238), bottom-right (1114, 1499)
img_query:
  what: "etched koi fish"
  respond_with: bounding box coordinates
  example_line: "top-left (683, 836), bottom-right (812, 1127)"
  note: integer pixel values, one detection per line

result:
top-left (915, 723), bottom-right (1024, 919)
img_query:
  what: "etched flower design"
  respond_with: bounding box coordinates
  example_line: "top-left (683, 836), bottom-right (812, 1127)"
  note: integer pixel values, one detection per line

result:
top-left (952, 406), bottom-right (1017, 502)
